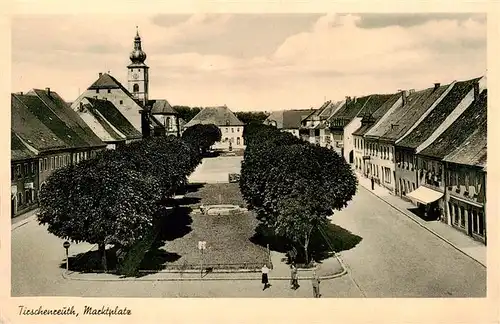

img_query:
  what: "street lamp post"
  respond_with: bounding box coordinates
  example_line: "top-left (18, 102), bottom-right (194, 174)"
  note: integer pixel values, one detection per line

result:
top-left (63, 241), bottom-right (71, 273)
top-left (198, 241), bottom-right (206, 278)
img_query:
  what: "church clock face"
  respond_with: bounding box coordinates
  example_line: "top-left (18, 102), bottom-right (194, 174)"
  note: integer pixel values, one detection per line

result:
top-left (132, 73), bottom-right (139, 79)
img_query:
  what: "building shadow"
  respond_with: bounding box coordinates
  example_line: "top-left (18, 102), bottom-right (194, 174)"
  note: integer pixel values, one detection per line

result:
top-left (407, 206), bottom-right (440, 222)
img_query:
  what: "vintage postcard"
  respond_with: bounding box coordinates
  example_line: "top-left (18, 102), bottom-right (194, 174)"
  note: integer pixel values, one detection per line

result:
top-left (1, 1), bottom-right (498, 323)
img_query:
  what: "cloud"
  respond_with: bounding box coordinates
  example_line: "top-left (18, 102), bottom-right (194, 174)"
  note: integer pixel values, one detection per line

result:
top-left (355, 13), bottom-right (486, 29)
top-left (11, 13), bottom-right (486, 110)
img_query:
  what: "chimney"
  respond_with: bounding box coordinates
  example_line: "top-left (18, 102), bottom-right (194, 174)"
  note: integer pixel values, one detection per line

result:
top-left (45, 87), bottom-right (51, 96)
top-left (473, 81), bottom-right (480, 100)
top-left (79, 102), bottom-right (83, 112)
top-left (400, 90), bottom-right (407, 106)
top-left (99, 72), bottom-right (103, 77)
top-left (19, 91), bottom-right (23, 95)
top-left (353, 96), bottom-right (357, 104)
top-left (433, 83), bottom-right (440, 91)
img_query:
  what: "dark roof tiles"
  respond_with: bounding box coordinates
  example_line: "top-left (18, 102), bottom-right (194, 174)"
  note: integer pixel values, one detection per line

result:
top-left (397, 78), bottom-right (480, 149)
top-left (184, 106), bottom-right (244, 127)
top-left (419, 90), bottom-right (487, 159)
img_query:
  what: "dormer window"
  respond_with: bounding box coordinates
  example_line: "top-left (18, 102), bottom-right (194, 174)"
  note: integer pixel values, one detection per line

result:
top-left (96, 89), bottom-right (100, 94)
top-left (226, 119), bottom-right (230, 126)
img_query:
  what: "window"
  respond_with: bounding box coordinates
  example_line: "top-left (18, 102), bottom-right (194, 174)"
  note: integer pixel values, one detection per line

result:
top-left (31, 162), bottom-right (34, 173)
top-left (232, 128), bottom-right (234, 133)
top-left (107, 89), bottom-right (111, 93)
top-left (166, 117), bottom-right (171, 129)
top-left (18, 192), bottom-right (23, 207)
top-left (237, 128), bottom-right (240, 132)
top-left (39, 160), bottom-right (43, 172)
top-left (133, 84), bottom-right (139, 92)
top-left (59, 156), bottom-right (63, 166)
top-left (478, 211), bottom-right (484, 236)
top-left (237, 137), bottom-right (241, 145)
top-left (24, 163), bottom-right (28, 175)
top-left (51, 157), bottom-right (54, 170)
top-left (44, 158), bottom-right (48, 171)
top-left (460, 206), bottom-right (466, 228)
top-left (225, 128), bottom-right (229, 133)
top-left (453, 204), bottom-right (459, 225)
top-left (119, 100), bottom-right (123, 105)
top-left (226, 120), bottom-right (230, 126)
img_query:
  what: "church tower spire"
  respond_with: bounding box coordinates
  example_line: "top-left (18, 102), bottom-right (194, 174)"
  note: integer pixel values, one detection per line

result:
top-left (127, 26), bottom-right (149, 106)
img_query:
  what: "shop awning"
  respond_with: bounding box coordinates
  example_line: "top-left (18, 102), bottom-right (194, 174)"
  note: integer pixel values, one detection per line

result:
top-left (406, 186), bottom-right (443, 205)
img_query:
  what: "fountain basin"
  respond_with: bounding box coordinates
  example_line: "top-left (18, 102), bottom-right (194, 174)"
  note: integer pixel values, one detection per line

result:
top-left (200, 204), bottom-right (246, 216)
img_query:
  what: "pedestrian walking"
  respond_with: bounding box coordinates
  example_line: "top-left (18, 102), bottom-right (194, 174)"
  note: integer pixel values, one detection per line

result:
top-left (371, 177), bottom-right (375, 190)
top-left (311, 269), bottom-right (321, 298)
top-left (290, 263), bottom-right (299, 290)
top-left (261, 264), bottom-right (270, 290)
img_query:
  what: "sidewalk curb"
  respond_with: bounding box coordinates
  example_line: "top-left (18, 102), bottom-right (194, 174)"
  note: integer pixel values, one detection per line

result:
top-left (61, 268), bottom-right (347, 282)
top-left (358, 181), bottom-right (486, 268)
top-left (61, 253), bottom-right (348, 282)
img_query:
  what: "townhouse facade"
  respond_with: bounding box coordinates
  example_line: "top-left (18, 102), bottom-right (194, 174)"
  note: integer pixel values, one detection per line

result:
top-left (395, 77), bottom-right (484, 215)
top-left (300, 101), bottom-right (342, 146)
top-left (333, 94), bottom-right (393, 163)
top-left (364, 83), bottom-right (451, 191)
top-left (11, 89), bottom-right (106, 217)
top-left (415, 89), bottom-right (487, 242)
top-left (353, 94), bottom-right (401, 175)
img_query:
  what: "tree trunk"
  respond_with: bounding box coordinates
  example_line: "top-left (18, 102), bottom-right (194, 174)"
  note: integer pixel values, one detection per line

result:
top-left (98, 242), bottom-right (108, 272)
top-left (303, 236), bottom-right (310, 265)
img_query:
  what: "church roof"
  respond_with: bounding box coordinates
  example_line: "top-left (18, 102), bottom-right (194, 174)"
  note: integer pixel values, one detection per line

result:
top-left (88, 73), bottom-right (145, 107)
top-left (184, 106), bottom-right (244, 128)
top-left (149, 99), bottom-right (177, 115)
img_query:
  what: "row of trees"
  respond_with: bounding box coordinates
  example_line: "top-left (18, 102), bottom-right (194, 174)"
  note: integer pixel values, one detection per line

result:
top-left (240, 124), bottom-right (357, 264)
top-left (38, 135), bottom-right (203, 271)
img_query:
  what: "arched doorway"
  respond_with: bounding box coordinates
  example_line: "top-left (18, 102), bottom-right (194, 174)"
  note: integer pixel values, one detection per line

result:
top-left (348, 150), bottom-right (354, 164)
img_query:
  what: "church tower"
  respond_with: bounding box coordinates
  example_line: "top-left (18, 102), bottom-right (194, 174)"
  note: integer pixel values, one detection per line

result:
top-left (127, 27), bottom-right (149, 106)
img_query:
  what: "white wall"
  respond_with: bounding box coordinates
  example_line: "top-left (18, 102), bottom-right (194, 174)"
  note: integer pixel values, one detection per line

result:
top-left (343, 117), bottom-right (362, 162)
top-left (215, 125), bottom-right (245, 149)
top-left (71, 88), bottom-right (143, 133)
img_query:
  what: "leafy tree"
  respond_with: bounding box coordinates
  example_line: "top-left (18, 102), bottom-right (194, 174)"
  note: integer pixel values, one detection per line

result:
top-left (240, 125), bottom-right (357, 263)
top-left (38, 152), bottom-right (162, 271)
top-left (173, 106), bottom-right (202, 122)
top-left (181, 123), bottom-right (222, 155)
top-left (235, 111), bottom-right (270, 125)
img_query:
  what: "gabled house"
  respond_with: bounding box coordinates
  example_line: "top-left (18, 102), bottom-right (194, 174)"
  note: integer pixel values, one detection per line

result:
top-left (395, 77), bottom-right (484, 209)
top-left (352, 93), bottom-right (402, 175)
top-left (300, 101), bottom-right (343, 146)
top-left (184, 105), bottom-right (245, 150)
top-left (71, 73), bottom-right (147, 134)
top-left (334, 94), bottom-right (394, 163)
top-left (264, 109), bottom-right (313, 138)
top-left (415, 89), bottom-right (487, 241)
top-left (363, 82), bottom-right (451, 191)
top-left (75, 97), bottom-right (143, 149)
top-left (11, 89), bottom-right (106, 217)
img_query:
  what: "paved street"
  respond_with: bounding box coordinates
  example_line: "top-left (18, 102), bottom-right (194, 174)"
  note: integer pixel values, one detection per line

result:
top-left (11, 178), bottom-right (485, 297)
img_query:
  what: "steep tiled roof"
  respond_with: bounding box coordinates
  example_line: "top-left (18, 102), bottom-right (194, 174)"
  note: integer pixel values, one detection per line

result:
top-left (11, 131), bottom-right (36, 161)
top-left (85, 97), bottom-right (142, 140)
top-left (419, 90), bottom-right (487, 159)
top-left (11, 94), bottom-right (69, 152)
top-left (28, 89), bottom-right (106, 148)
top-left (366, 84), bottom-right (449, 141)
top-left (304, 101), bottom-right (331, 120)
top-left (149, 99), bottom-right (177, 115)
top-left (443, 121), bottom-right (486, 167)
top-left (265, 109), bottom-right (312, 129)
top-left (352, 94), bottom-right (400, 136)
top-left (184, 106), bottom-right (244, 128)
top-left (397, 78), bottom-right (480, 149)
top-left (330, 96), bottom-right (370, 123)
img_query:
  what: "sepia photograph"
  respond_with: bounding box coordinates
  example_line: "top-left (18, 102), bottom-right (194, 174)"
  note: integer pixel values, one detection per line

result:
top-left (8, 9), bottom-right (490, 304)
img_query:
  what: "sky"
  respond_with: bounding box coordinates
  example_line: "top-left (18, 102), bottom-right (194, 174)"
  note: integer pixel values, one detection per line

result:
top-left (11, 13), bottom-right (486, 111)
